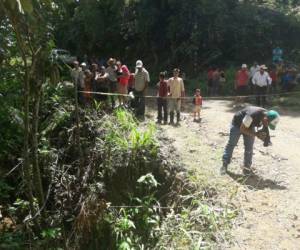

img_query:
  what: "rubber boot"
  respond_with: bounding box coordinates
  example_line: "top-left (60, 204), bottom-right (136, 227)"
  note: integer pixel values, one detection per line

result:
top-left (169, 111), bottom-right (174, 125)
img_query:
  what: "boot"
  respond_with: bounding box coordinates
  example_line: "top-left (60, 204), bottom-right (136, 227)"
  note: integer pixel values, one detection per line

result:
top-left (169, 111), bottom-right (174, 125)
top-left (220, 163), bottom-right (228, 175)
top-left (176, 112), bottom-right (180, 125)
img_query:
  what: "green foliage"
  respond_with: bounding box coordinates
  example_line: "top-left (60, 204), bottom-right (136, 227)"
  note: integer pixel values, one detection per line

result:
top-left (0, 180), bottom-right (14, 201)
top-left (41, 227), bottom-right (62, 240)
top-left (56, 0), bottom-right (300, 75)
top-left (0, 231), bottom-right (25, 250)
top-left (109, 173), bottom-right (161, 249)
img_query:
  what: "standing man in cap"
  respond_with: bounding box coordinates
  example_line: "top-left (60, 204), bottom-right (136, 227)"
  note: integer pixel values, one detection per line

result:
top-left (133, 60), bottom-right (150, 119)
top-left (252, 65), bottom-right (272, 107)
top-left (168, 68), bottom-right (185, 125)
top-left (221, 106), bottom-right (280, 175)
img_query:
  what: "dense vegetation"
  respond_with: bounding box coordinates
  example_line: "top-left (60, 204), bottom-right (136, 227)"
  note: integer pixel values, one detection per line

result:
top-left (1, 0), bottom-right (300, 249)
top-left (54, 0), bottom-right (300, 73)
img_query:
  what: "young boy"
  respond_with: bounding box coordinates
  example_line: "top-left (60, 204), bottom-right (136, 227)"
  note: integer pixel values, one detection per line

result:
top-left (157, 72), bottom-right (168, 124)
top-left (193, 89), bottom-right (202, 122)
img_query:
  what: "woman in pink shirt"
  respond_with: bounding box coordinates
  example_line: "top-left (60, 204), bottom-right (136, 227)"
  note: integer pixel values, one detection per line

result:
top-left (117, 60), bottom-right (130, 106)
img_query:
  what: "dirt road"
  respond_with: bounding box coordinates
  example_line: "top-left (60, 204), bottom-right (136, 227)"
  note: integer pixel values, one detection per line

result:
top-left (147, 100), bottom-right (300, 250)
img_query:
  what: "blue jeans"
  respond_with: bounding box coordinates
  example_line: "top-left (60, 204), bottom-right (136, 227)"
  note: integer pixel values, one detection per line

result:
top-left (223, 125), bottom-right (255, 168)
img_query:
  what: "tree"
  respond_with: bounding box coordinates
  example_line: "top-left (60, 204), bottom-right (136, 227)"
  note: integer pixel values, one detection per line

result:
top-left (0, 0), bottom-right (58, 218)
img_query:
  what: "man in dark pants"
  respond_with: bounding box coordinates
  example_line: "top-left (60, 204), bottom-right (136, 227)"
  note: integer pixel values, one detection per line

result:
top-left (221, 106), bottom-right (280, 175)
top-left (156, 72), bottom-right (168, 124)
top-left (133, 60), bottom-right (150, 119)
top-left (252, 65), bottom-right (272, 107)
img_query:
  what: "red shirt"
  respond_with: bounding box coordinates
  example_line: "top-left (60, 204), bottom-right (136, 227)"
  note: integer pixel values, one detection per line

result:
top-left (269, 70), bottom-right (277, 82)
top-left (207, 70), bottom-right (214, 80)
top-left (157, 80), bottom-right (168, 97)
top-left (194, 95), bottom-right (203, 105)
top-left (119, 65), bottom-right (130, 85)
top-left (128, 73), bottom-right (134, 88)
top-left (236, 69), bottom-right (249, 87)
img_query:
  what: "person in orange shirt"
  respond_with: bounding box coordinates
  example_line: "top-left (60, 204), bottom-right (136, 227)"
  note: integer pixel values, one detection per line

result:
top-left (193, 89), bottom-right (203, 122)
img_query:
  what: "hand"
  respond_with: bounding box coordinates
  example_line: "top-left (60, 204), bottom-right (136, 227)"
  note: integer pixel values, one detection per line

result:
top-left (256, 131), bottom-right (267, 141)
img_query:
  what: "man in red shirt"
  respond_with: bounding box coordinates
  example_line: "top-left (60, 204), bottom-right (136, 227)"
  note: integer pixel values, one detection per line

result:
top-left (269, 65), bottom-right (277, 93)
top-left (117, 60), bottom-right (130, 106)
top-left (235, 64), bottom-right (249, 102)
top-left (157, 72), bottom-right (168, 124)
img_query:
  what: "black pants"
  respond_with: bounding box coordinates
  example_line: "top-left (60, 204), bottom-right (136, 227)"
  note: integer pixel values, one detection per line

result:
top-left (109, 81), bottom-right (117, 108)
top-left (255, 86), bottom-right (267, 107)
top-left (157, 97), bottom-right (168, 123)
top-left (134, 90), bottom-right (145, 117)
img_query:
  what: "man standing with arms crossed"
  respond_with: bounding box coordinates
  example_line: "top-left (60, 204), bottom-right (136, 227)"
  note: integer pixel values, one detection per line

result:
top-left (168, 68), bottom-right (185, 126)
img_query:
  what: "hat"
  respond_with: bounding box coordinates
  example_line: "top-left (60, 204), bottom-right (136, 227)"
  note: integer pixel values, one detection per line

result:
top-left (136, 60), bottom-right (143, 68)
top-left (107, 58), bottom-right (116, 66)
top-left (80, 62), bottom-right (87, 67)
top-left (267, 110), bottom-right (280, 130)
top-left (260, 65), bottom-right (268, 70)
top-left (73, 60), bottom-right (79, 65)
top-left (242, 64), bottom-right (247, 68)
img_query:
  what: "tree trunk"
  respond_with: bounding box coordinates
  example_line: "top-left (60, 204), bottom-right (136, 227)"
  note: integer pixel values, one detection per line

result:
top-left (32, 81), bottom-right (44, 206)
top-left (23, 72), bottom-right (35, 215)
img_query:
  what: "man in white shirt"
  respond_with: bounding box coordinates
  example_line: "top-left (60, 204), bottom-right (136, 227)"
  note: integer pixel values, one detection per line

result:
top-left (168, 68), bottom-right (185, 125)
top-left (252, 65), bottom-right (272, 107)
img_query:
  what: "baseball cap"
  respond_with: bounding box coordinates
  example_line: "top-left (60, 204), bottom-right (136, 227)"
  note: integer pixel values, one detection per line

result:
top-left (136, 60), bottom-right (143, 68)
top-left (80, 62), bottom-right (87, 67)
top-left (267, 110), bottom-right (280, 130)
top-left (242, 64), bottom-right (247, 68)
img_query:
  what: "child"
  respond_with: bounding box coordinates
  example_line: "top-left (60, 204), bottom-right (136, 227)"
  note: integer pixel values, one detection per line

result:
top-left (193, 89), bottom-right (202, 122)
top-left (157, 72), bottom-right (168, 124)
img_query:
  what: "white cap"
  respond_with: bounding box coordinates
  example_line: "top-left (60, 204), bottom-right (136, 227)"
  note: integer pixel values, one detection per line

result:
top-left (136, 60), bottom-right (143, 68)
top-left (81, 62), bottom-right (87, 67)
top-left (242, 64), bottom-right (247, 68)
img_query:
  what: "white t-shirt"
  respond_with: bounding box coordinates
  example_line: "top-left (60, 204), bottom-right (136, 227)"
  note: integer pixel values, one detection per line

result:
top-left (250, 65), bottom-right (260, 78)
top-left (168, 77), bottom-right (185, 98)
top-left (242, 115), bottom-right (253, 128)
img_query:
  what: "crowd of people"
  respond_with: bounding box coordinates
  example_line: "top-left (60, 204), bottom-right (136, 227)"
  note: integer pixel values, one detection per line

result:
top-left (207, 61), bottom-right (300, 107)
top-left (71, 58), bottom-right (193, 125)
top-left (70, 53), bottom-right (299, 129)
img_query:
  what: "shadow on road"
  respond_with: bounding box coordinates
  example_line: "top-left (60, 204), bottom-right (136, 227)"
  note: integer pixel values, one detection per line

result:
top-left (227, 171), bottom-right (287, 191)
